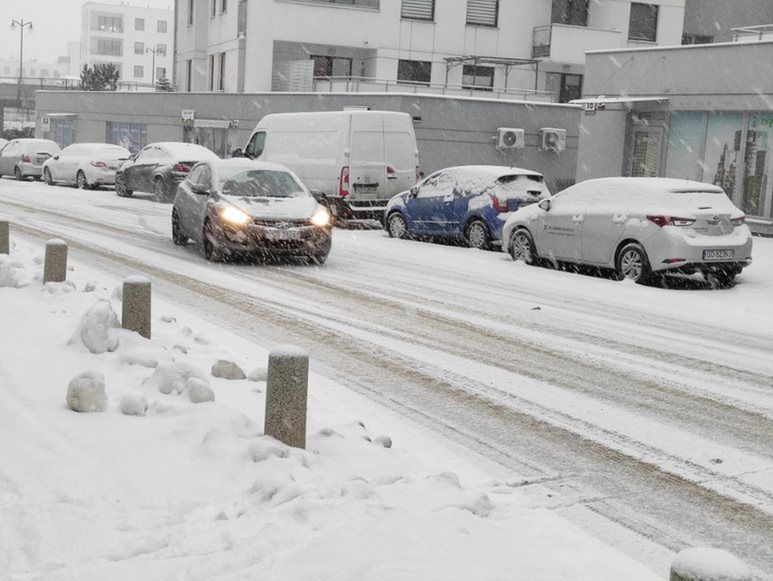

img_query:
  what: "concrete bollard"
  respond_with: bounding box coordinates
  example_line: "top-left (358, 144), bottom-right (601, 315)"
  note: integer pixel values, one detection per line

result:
top-left (264, 345), bottom-right (309, 449)
top-left (122, 275), bottom-right (151, 339)
top-left (0, 221), bottom-right (9, 254)
top-left (670, 548), bottom-right (752, 581)
top-left (43, 239), bottom-right (68, 283)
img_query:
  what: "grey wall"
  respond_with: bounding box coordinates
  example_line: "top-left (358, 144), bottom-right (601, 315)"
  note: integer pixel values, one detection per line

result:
top-left (583, 41), bottom-right (773, 110)
top-left (683, 0), bottom-right (773, 43)
top-left (576, 107), bottom-right (629, 181)
top-left (34, 91), bottom-right (581, 192)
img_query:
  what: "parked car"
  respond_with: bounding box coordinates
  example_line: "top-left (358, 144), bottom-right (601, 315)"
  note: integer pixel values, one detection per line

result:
top-left (384, 165), bottom-right (551, 249)
top-left (172, 158), bottom-right (333, 263)
top-left (502, 177), bottom-right (753, 286)
top-left (115, 142), bottom-right (219, 202)
top-left (234, 110), bottom-right (420, 220)
top-left (42, 143), bottom-right (131, 189)
top-left (0, 138), bottom-right (60, 180)
top-left (0, 138), bottom-right (7, 151)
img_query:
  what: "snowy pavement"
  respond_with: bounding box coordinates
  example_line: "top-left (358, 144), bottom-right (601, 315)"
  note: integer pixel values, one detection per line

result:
top-left (1, 178), bottom-right (772, 578)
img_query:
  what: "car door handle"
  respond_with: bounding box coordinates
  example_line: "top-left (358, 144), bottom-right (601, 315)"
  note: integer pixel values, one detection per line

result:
top-left (387, 174), bottom-right (397, 180)
top-left (572, 214), bottom-right (584, 223)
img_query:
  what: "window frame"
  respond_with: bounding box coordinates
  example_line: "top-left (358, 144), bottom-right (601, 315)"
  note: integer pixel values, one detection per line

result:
top-left (134, 17), bottom-right (145, 31)
top-left (133, 65), bottom-right (144, 79)
top-left (628, 2), bottom-right (659, 42)
top-left (218, 52), bottom-right (226, 91)
top-left (397, 59), bottom-right (432, 86)
top-left (134, 42), bottom-right (144, 55)
top-left (401, 0), bottom-right (435, 21)
top-left (157, 19), bottom-right (168, 33)
top-left (465, 0), bottom-right (499, 28)
top-left (461, 64), bottom-right (495, 91)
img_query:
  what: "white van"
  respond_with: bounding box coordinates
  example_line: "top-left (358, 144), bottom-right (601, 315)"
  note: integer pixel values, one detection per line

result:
top-left (237, 110), bottom-right (420, 218)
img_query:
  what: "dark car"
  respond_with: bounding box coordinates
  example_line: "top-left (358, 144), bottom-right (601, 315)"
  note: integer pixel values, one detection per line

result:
top-left (172, 159), bottom-right (333, 263)
top-left (115, 142), bottom-right (218, 202)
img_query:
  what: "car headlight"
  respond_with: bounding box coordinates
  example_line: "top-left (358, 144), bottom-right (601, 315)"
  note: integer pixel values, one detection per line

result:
top-left (310, 207), bottom-right (331, 227)
top-left (220, 206), bottom-right (251, 225)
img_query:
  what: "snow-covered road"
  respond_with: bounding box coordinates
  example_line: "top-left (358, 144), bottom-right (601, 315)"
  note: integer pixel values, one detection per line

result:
top-left (1, 178), bottom-right (772, 575)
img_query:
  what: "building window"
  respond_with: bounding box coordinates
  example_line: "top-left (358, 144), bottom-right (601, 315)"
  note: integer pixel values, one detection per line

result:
top-left (40, 69), bottom-right (49, 77)
top-left (134, 65), bottom-right (144, 78)
top-left (311, 55), bottom-right (352, 78)
top-left (546, 72), bottom-right (583, 103)
top-left (682, 34), bottom-right (713, 45)
top-left (401, 0), bottom-right (434, 21)
top-left (462, 64), bottom-right (494, 91)
top-left (134, 42), bottom-right (144, 55)
top-left (157, 67), bottom-right (167, 80)
top-left (91, 14), bottom-right (123, 32)
top-left (221, 0), bottom-right (228, 13)
top-left (218, 52), bottom-right (226, 91)
top-left (157, 20), bottom-right (168, 33)
top-left (238, 0), bottom-right (248, 35)
top-left (397, 60), bottom-right (431, 85)
top-left (106, 122), bottom-right (147, 154)
top-left (157, 44), bottom-right (167, 57)
top-left (186, 59), bottom-right (193, 91)
top-left (211, 0), bottom-right (217, 17)
top-left (30, 68), bottom-right (36, 76)
top-left (135, 17), bottom-right (145, 31)
top-left (209, 54), bottom-right (215, 90)
top-left (93, 38), bottom-right (123, 57)
top-left (466, 0), bottom-right (498, 27)
top-left (3, 66), bottom-right (9, 75)
top-left (551, 0), bottom-right (589, 26)
top-left (629, 2), bottom-right (658, 42)
top-left (188, 0), bottom-right (194, 25)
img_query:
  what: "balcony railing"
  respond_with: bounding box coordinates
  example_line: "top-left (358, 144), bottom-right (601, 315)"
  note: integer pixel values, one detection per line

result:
top-left (311, 76), bottom-right (556, 102)
top-left (279, 0), bottom-right (379, 8)
top-left (732, 24), bottom-right (773, 41)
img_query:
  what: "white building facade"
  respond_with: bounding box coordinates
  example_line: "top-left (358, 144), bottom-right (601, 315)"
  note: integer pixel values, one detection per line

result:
top-left (81, 1), bottom-right (174, 87)
top-left (175, 0), bottom-right (684, 103)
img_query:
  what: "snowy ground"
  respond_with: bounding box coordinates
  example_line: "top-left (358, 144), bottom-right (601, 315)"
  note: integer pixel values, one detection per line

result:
top-left (1, 179), bottom-right (772, 579)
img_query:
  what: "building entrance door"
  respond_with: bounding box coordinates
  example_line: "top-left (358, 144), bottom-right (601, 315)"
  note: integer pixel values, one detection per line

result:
top-left (628, 127), bottom-right (664, 177)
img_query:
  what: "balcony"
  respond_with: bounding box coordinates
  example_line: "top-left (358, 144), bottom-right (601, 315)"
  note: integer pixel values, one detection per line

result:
top-left (532, 23), bottom-right (623, 66)
top-left (311, 76), bottom-right (556, 102)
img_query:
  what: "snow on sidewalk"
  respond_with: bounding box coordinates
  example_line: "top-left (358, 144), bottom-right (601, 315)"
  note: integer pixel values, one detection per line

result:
top-left (0, 238), bottom-right (659, 580)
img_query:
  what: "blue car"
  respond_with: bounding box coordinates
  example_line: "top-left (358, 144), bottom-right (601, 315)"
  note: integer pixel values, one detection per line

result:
top-left (384, 165), bottom-right (552, 249)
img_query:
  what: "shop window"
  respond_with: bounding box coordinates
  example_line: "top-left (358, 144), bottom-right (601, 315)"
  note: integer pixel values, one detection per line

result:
top-left (742, 114), bottom-right (773, 217)
top-left (466, 0), bottom-right (499, 27)
top-left (106, 122), bottom-right (147, 154)
top-left (52, 119), bottom-right (76, 147)
top-left (629, 3), bottom-right (658, 42)
top-left (551, 0), bottom-right (589, 26)
top-left (397, 60), bottom-right (431, 85)
top-left (704, 112), bottom-right (743, 198)
top-left (665, 111), bottom-right (705, 182)
top-left (462, 65), bottom-right (494, 91)
top-left (402, 0), bottom-right (435, 21)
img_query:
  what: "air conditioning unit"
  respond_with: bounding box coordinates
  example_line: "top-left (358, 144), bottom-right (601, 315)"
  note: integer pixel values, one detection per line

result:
top-left (496, 127), bottom-right (525, 149)
top-left (539, 128), bottom-right (566, 152)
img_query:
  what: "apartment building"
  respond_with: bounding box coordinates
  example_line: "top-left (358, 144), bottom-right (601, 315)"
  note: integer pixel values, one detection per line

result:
top-left (81, 1), bottom-right (174, 86)
top-left (0, 58), bottom-right (70, 80)
top-left (175, 0), bottom-right (684, 103)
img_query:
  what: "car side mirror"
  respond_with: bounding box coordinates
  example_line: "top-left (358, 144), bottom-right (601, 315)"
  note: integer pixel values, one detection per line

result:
top-left (231, 147), bottom-right (243, 158)
top-left (409, 186), bottom-right (418, 197)
top-left (128, 154), bottom-right (137, 161)
top-left (538, 199), bottom-right (551, 211)
top-left (191, 183), bottom-right (210, 195)
top-left (52, 155), bottom-right (59, 161)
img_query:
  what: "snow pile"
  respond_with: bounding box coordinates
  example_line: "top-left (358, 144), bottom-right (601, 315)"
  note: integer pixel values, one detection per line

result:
top-left (211, 359), bottom-right (246, 380)
top-left (66, 371), bottom-right (107, 413)
top-left (0, 255), bottom-right (25, 288)
top-left (248, 366), bottom-right (268, 382)
top-left (142, 361), bottom-right (211, 395)
top-left (70, 299), bottom-right (120, 354)
top-left (119, 391), bottom-right (148, 416)
top-left (671, 548), bottom-right (751, 581)
top-left (187, 377), bottom-right (215, 403)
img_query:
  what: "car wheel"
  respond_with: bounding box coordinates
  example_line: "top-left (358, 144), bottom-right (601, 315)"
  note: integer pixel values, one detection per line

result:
top-left (154, 177), bottom-right (171, 203)
top-left (14, 166), bottom-right (24, 181)
top-left (202, 220), bottom-right (221, 262)
top-left (465, 219), bottom-right (490, 250)
top-left (509, 228), bottom-right (538, 265)
top-left (386, 212), bottom-right (409, 239)
top-left (172, 209), bottom-right (187, 246)
top-left (115, 173), bottom-right (133, 197)
top-left (616, 243), bottom-right (652, 284)
top-left (309, 251), bottom-right (329, 265)
top-left (702, 268), bottom-right (738, 289)
top-left (43, 168), bottom-right (54, 186)
top-left (76, 170), bottom-right (89, 190)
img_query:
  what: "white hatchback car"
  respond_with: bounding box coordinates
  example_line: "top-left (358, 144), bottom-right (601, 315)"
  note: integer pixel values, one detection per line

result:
top-left (43, 143), bottom-right (131, 189)
top-left (502, 177), bottom-right (753, 286)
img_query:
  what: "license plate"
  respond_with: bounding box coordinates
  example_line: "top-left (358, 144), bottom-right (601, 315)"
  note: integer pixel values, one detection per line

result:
top-left (703, 249), bottom-right (734, 260)
top-left (353, 185), bottom-right (379, 198)
top-left (265, 229), bottom-right (300, 241)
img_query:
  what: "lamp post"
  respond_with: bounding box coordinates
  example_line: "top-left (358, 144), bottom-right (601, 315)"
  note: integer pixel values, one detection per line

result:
top-left (146, 46), bottom-right (159, 89)
top-left (10, 19), bottom-right (33, 108)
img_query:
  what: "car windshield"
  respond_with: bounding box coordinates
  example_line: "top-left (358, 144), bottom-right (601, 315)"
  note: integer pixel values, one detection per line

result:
top-left (220, 169), bottom-right (305, 198)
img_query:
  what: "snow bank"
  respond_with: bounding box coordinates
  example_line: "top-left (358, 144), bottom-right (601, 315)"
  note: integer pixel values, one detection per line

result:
top-left (0, 255), bottom-right (25, 288)
top-left (142, 362), bottom-right (210, 395)
top-left (187, 377), bottom-right (215, 403)
top-left (671, 548), bottom-right (751, 581)
top-left (211, 359), bottom-right (246, 380)
top-left (70, 299), bottom-right (120, 354)
top-left (120, 391), bottom-right (148, 416)
top-left (248, 366), bottom-right (268, 382)
top-left (66, 371), bottom-right (107, 413)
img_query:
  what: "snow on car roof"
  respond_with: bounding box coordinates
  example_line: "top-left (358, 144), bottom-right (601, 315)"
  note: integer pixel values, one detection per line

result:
top-left (155, 142), bottom-right (219, 158)
top-left (444, 165), bottom-right (544, 178)
top-left (581, 177), bottom-right (725, 194)
top-left (213, 159), bottom-right (292, 173)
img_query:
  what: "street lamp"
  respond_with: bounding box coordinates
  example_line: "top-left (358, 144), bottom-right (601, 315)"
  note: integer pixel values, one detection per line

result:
top-left (146, 46), bottom-right (159, 89)
top-left (10, 18), bottom-right (33, 107)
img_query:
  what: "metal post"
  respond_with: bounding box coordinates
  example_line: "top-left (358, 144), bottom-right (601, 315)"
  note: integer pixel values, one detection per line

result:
top-left (10, 19), bottom-right (33, 108)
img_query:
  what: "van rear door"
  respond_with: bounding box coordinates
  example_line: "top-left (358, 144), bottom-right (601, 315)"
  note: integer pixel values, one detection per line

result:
top-left (383, 128), bottom-right (417, 198)
top-left (348, 113), bottom-right (385, 205)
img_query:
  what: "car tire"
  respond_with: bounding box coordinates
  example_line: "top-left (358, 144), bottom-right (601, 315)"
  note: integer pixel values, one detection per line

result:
top-left (14, 166), bottom-right (24, 181)
top-left (172, 209), bottom-right (187, 246)
top-left (616, 242), bottom-right (652, 284)
top-left (465, 219), bottom-right (490, 250)
top-left (43, 168), bottom-right (54, 186)
top-left (386, 212), bottom-right (409, 239)
top-left (509, 228), bottom-right (539, 265)
top-left (153, 177), bottom-right (172, 203)
top-left (115, 173), bottom-right (133, 197)
top-left (76, 170), bottom-right (89, 190)
top-left (202, 220), bottom-right (221, 262)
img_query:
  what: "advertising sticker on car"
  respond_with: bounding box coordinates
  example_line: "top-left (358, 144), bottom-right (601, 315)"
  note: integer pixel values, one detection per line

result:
top-left (703, 249), bottom-right (734, 260)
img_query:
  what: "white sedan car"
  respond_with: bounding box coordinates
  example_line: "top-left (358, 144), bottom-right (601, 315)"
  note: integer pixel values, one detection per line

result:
top-left (43, 143), bottom-right (131, 189)
top-left (502, 177), bottom-right (753, 286)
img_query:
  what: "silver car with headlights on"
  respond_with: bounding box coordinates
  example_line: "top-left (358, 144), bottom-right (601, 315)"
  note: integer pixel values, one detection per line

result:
top-left (502, 177), bottom-right (753, 287)
top-left (172, 159), bottom-right (333, 264)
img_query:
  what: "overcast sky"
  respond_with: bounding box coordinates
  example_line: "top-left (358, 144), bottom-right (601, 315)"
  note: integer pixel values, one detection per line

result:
top-left (1, 0), bottom-right (173, 64)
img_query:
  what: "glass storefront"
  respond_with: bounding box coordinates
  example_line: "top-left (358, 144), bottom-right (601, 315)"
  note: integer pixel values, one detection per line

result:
top-left (743, 114), bottom-right (772, 217)
top-left (50, 118), bottom-right (76, 147)
top-left (703, 112), bottom-right (743, 199)
top-left (106, 122), bottom-right (147, 154)
top-left (664, 112), bottom-right (703, 182)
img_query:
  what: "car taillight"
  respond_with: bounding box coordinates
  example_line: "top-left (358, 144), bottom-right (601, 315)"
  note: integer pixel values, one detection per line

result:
top-left (90, 160), bottom-right (107, 168)
top-left (172, 163), bottom-right (190, 173)
top-left (339, 166), bottom-right (349, 197)
top-left (21, 155), bottom-right (31, 163)
top-left (386, 165), bottom-right (396, 175)
top-left (491, 195), bottom-right (509, 213)
top-left (730, 216), bottom-right (745, 227)
top-left (647, 215), bottom-right (695, 227)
